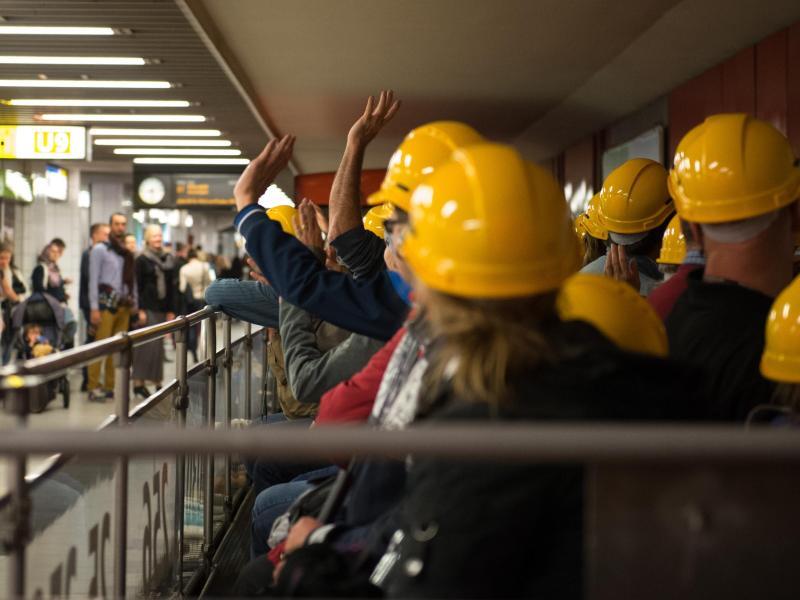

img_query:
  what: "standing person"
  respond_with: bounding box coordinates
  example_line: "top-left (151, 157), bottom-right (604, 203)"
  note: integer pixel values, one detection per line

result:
top-left (132, 224), bottom-right (177, 399)
top-left (666, 113), bottom-right (800, 421)
top-left (179, 248), bottom-right (214, 361)
top-left (87, 213), bottom-right (140, 402)
top-left (79, 223), bottom-right (110, 390)
top-left (0, 243), bottom-right (26, 364)
top-left (31, 238), bottom-right (77, 349)
top-left (124, 233), bottom-right (138, 255)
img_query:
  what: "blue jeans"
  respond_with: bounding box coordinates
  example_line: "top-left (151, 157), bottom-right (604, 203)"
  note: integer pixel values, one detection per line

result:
top-left (250, 465), bottom-right (339, 557)
top-left (204, 279), bottom-right (279, 328)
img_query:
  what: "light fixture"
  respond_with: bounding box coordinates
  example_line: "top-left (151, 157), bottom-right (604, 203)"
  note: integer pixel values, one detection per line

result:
top-left (7, 99), bottom-right (190, 107)
top-left (133, 157), bottom-right (250, 165)
top-left (0, 56), bottom-right (144, 65)
top-left (40, 114), bottom-right (205, 122)
top-left (0, 26), bottom-right (115, 36)
top-left (114, 148), bottom-right (240, 156)
top-left (90, 128), bottom-right (221, 137)
top-left (95, 138), bottom-right (231, 146)
top-left (0, 79), bottom-right (171, 88)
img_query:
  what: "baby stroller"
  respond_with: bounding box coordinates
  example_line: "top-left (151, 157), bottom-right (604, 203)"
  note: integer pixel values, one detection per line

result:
top-left (10, 292), bottom-right (72, 412)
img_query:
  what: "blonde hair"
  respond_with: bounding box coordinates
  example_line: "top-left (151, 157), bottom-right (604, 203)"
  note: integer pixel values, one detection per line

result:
top-left (143, 224), bottom-right (162, 244)
top-left (422, 287), bottom-right (559, 404)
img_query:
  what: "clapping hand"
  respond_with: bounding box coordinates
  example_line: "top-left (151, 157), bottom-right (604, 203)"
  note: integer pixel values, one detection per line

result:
top-left (234, 134), bottom-right (295, 211)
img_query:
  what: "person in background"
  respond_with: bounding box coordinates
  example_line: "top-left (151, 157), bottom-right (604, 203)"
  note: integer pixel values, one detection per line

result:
top-left (132, 224), bottom-right (177, 399)
top-left (87, 213), bottom-right (139, 402)
top-left (214, 254), bottom-right (232, 279)
top-left (666, 113), bottom-right (800, 421)
top-left (31, 238), bottom-right (76, 349)
top-left (124, 233), bottom-right (138, 255)
top-left (0, 243), bottom-right (26, 364)
top-left (179, 248), bottom-right (214, 361)
top-left (648, 214), bottom-right (705, 321)
top-left (583, 159), bottom-right (674, 296)
top-left (79, 223), bottom-right (110, 390)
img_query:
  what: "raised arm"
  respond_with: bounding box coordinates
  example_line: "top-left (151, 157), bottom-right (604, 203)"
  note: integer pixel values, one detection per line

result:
top-left (328, 91), bottom-right (400, 241)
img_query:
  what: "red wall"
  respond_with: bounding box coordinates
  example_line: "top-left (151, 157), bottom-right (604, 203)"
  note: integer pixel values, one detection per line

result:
top-left (294, 169), bottom-right (386, 206)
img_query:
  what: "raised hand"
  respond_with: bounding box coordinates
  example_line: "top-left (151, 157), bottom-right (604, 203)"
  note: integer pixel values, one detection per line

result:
top-left (604, 244), bottom-right (641, 292)
top-left (292, 198), bottom-right (324, 252)
top-left (234, 134), bottom-right (295, 210)
top-left (347, 90), bottom-right (401, 148)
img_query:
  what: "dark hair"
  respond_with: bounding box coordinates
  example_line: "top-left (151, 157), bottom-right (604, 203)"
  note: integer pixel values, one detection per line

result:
top-left (89, 222), bottom-right (106, 237)
top-left (176, 242), bottom-right (186, 252)
top-left (625, 217), bottom-right (672, 257)
top-left (679, 217), bottom-right (695, 244)
top-left (109, 212), bottom-right (127, 225)
top-left (50, 238), bottom-right (66, 250)
top-left (582, 235), bottom-right (607, 266)
top-left (0, 242), bottom-right (12, 255)
top-left (187, 249), bottom-right (198, 260)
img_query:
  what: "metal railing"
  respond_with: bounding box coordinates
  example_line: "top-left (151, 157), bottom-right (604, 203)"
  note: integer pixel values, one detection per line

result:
top-left (0, 307), bottom-right (272, 599)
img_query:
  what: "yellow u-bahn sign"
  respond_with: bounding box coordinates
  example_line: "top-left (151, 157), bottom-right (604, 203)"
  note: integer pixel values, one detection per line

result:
top-left (0, 125), bottom-right (86, 159)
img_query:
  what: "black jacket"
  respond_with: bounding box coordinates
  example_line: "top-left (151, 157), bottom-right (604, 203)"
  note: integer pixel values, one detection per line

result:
top-left (79, 247), bottom-right (91, 312)
top-left (381, 321), bottom-right (705, 599)
top-left (135, 254), bottom-right (177, 314)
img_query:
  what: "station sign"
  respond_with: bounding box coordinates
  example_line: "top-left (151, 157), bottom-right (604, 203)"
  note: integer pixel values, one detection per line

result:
top-left (0, 125), bottom-right (86, 160)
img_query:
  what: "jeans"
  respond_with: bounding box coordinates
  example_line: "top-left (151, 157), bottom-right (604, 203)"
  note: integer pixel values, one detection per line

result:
top-left (250, 465), bottom-right (339, 557)
top-left (204, 279), bottom-right (279, 328)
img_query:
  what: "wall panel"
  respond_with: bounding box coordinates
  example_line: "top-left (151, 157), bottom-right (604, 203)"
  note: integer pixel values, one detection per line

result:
top-left (721, 47), bottom-right (756, 114)
top-left (755, 30), bottom-right (788, 134)
top-left (787, 22), bottom-right (800, 157)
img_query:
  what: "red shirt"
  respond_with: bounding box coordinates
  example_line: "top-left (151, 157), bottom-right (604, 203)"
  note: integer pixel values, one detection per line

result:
top-left (648, 263), bottom-right (702, 321)
top-left (315, 327), bottom-right (406, 425)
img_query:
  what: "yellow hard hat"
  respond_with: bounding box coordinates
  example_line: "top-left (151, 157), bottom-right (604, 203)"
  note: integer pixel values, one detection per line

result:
top-left (760, 275), bottom-right (800, 383)
top-left (657, 214), bottom-right (687, 265)
top-left (598, 158), bottom-right (673, 235)
top-left (558, 273), bottom-right (668, 356)
top-left (583, 193), bottom-right (609, 240)
top-left (363, 203), bottom-right (394, 238)
top-left (402, 143), bottom-right (582, 299)
top-left (367, 121), bottom-right (483, 212)
top-left (574, 213), bottom-right (589, 241)
top-left (266, 205), bottom-right (297, 236)
top-left (668, 113), bottom-right (800, 224)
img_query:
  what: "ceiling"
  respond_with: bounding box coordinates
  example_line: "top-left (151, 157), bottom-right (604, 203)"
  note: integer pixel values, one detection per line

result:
top-left (0, 0), bottom-right (268, 167)
top-left (191, 0), bottom-right (800, 171)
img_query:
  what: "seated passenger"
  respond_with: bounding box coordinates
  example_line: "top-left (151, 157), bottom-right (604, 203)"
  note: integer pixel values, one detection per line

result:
top-left (666, 114), bottom-right (800, 421)
top-left (648, 214), bottom-right (705, 320)
top-left (583, 159), bottom-right (674, 296)
top-left (274, 144), bottom-right (703, 599)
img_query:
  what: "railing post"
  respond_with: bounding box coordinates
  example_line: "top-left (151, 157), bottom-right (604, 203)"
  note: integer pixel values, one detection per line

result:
top-left (222, 315), bottom-right (233, 523)
top-left (203, 313), bottom-right (217, 567)
top-left (113, 337), bottom-right (132, 599)
top-left (244, 322), bottom-right (252, 422)
top-left (173, 318), bottom-right (189, 593)
top-left (3, 386), bottom-right (29, 600)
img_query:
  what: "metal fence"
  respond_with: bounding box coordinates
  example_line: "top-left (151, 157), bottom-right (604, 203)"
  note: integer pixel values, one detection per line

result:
top-left (0, 308), bottom-right (274, 599)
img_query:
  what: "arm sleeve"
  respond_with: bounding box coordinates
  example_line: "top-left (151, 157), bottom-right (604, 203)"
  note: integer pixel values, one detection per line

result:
top-left (178, 267), bottom-right (187, 294)
top-left (279, 302), bottom-right (382, 405)
top-left (31, 265), bottom-right (45, 294)
top-left (89, 246), bottom-right (103, 311)
top-left (236, 205), bottom-right (407, 341)
top-left (330, 227), bottom-right (387, 280)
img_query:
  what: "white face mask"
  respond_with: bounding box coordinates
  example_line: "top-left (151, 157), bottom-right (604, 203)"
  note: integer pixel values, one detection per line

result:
top-left (701, 210), bottom-right (779, 243)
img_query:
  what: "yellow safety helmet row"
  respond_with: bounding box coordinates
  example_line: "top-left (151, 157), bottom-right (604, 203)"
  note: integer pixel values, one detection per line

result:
top-left (367, 121), bottom-right (484, 212)
top-left (657, 214), bottom-right (687, 265)
top-left (401, 143), bottom-right (582, 299)
top-left (761, 275), bottom-right (800, 384)
top-left (558, 273), bottom-right (668, 356)
top-left (363, 203), bottom-right (394, 238)
top-left (669, 113), bottom-right (800, 224)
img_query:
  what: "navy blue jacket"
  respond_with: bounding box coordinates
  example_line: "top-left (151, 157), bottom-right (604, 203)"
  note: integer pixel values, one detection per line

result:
top-left (235, 204), bottom-right (408, 341)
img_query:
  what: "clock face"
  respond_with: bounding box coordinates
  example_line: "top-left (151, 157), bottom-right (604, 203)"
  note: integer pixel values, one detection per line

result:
top-left (138, 176), bottom-right (166, 205)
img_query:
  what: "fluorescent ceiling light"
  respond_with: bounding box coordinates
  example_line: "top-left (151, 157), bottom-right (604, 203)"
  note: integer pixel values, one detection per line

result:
top-left (133, 157), bottom-right (250, 165)
top-left (40, 114), bottom-right (205, 122)
top-left (0, 80), bottom-right (170, 89)
top-left (90, 128), bottom-right (221, 136)
top-left (0, 26), bottom-right (115, 36)
top-left (95, 138), bottom-right (231, 146)
top-left (7, 99), bottom-right (189, 107)
top-left (0, 56), bottom-right (144, 65)
top-left (114, 148), bottom-right (241, 156)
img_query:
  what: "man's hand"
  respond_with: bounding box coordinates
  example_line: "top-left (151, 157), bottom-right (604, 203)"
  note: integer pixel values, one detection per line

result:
top-left (90, 309), bottom-right (101, 326)
top-left (246, 258), bottom-right (270, 285)
top-left (346, 90), bottom-right (401, 149)
top-left (292, 199), bottom-right (324, 252)
top-left (138, 310), bottom-right (147, 325)
top-left (604, 244), bottom-right (641, 292)
top-left (166, 312), bottom-right (176, 321)
top-left (311, 201), bottom-right (329, 234)
top-left (234, 134), bottom-right (295, 211)
top-left (285, 516), bottom-right (322, 553)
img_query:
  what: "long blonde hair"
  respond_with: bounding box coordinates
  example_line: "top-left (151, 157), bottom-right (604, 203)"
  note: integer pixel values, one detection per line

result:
top-left (421, 287), bottom-right (560, 404)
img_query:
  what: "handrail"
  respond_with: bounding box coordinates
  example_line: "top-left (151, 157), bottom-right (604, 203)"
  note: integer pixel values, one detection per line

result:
top-left (0, 424), bottom-right (798, 462)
